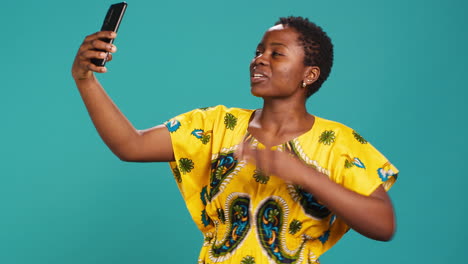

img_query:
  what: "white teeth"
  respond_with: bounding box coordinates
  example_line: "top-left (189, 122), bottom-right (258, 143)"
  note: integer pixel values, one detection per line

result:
top-left (254, 74), bottom-right (264, 77)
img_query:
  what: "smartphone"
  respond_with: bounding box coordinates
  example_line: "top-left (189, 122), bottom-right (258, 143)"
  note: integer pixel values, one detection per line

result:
top-left (91, 2), bottom-right (128, 67)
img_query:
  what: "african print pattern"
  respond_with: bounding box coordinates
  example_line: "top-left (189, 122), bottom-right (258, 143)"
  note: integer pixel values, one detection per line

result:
top-left (208, 148), bottom-right (246, 201)
top-left (209, 194), bottom-right (251, 262)
top-left (287, 184), bottom-right (331, 220)
top-left (289, 219), bottom-right (302, 235)
top-left (257, 197), bottom-right (306, 264)
top-left (224, 113), bottom-right (238, 130)
top-left (165, 119), bottom-right (181, 133)
top-left (318, 130), bottom-right (335, 145)
top-left (166, 105), bottom-right (398, 264)
top-left (192, 129), bottom-right (212, 144)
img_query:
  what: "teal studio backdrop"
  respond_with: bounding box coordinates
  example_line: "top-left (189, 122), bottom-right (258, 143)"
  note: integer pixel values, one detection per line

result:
top-left (1, 0), bottom-right (467, 263)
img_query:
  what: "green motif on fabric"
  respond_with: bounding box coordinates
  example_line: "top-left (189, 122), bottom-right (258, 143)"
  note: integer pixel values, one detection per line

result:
top-left (344, 159), bottom-right (354, 169)
top-left (285, 141), bottom-right (318, 170)
top-left (253, 169), bottom-right (270, 184)
top-left (191, 129), bottom-right (212, 144)
top-left (208, 151), bottom-right (238, 201)
top-left (204, 236), bottom-right (213, 242)
top-left (233, 205), bottom-right (244, 220)
top-left (241, 256), bottom-right (255, 264)
top-left (172, 166), bottom-right (182, 183)
top-left (211, 195), bottom-right (251, 258)
top-left (224, 113), bottom-right (237, 130)
top-left (201, 209), bottom-right (212, 227)
top-left (217, 208), bottom-right (226, 224)
top-left (201, 186), bottom-right (209, 205)
top-left (215, 166), bottom-right (228, 180)
top-left (257, 198), bottom-right (306, 263)
top-left (289, 219), bottom-right (302, 235)
top-left (291, 184), bottom-right (331, 219)
top-left (201, 134), bottom-right (211, 144)
top-left (267, 208), bottom-right (280, 222)
top-left (179, 158), bottom-right (194, 174)
top-left (199, 106), bottom-right (213, 111)
top-left (319, 130), bottom-right (336, 145)
top-left (352, 130), bottom-right (368, 144)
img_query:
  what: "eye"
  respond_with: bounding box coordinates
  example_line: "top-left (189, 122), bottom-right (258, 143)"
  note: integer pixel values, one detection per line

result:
top-left (272, 51), bottom-right (283, 57)
top-left (255, 50), bottom-right (262, 57)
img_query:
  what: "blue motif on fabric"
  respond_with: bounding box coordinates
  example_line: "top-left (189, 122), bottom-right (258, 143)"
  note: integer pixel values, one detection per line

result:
top-left (211, 195), bottom-right (250, 257)
top-left (329, 214), bottom-right (336, 224)
top-left (208, 152), bottom-right (237, 200)
top-left (165, 119), bottom-right (181, 133)
top-left (191, 129), bottom-right (204, 138)
top-left (293, 185), bottom-right (331, 219)
top-left (201, 186), bottom-right (208, 206)
top-left (377, 168), bottom-right (395, 182)
top-left (201, 209), bottom-right (212, 227)
top-left (257, 198), bottom-right (304, 263)
top-left (318, 214), bottom-right (336, 244)
top-left (318, 230), bottom-right (330, 244)
top-left (191, 129), bottom-right (211, 144)
top-left (352, 157), bottom-right (365, 168)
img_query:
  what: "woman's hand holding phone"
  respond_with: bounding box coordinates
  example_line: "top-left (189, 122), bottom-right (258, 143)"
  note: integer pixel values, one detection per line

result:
top-left (71, 31), bottom-right (117, 81)
top-left (72, 2), bottom-right (127, 81)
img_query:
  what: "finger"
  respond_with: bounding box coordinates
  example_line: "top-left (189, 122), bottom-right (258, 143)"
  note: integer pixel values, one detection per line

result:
top-left (88, 40), bottom-right (117, 53)
top-left (241, 142), bottom-right (256, 163)
top-left (83, 31), bottom-right (117, 43)
top-left (78, 49), bottom-right (108, 61)
top-left (80, 32), bottom-right (117, 53)
top-left (82, 60), bottom-right (107, 73)
top-left (106, 53), bottom-right (113, 62)
top-left (234, 142), bottom-right (244, 160)
top-left (256, 148), bottom-right (270, 174)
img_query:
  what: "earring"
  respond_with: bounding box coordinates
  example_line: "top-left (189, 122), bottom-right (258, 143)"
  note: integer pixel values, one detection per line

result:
top-left (302, 81), bottom-right (307, 88)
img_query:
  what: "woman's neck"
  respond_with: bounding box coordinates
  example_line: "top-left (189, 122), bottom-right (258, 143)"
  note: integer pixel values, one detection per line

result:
top-left (248, 98), bottom-right (314, 147)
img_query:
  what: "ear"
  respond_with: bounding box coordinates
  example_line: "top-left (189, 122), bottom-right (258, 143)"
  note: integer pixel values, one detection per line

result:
top-left (303, 66), bottom-right (320, 86)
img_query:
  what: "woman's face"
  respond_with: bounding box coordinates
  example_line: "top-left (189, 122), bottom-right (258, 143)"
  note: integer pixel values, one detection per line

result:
top-left (250, 24), bottom-right (309, 99)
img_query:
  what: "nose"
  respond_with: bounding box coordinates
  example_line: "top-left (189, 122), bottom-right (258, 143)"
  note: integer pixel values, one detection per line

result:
top-left (251, 53), bottom-right (269, 69)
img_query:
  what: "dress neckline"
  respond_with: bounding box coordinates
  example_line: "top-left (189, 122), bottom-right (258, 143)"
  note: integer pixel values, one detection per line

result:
top-left (244, 109), bottom-right (319, 149)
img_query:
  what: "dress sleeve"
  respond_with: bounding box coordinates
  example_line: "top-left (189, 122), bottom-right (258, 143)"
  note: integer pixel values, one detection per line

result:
top-left (164, 106), bottom-right (220, 231)
top-left (330, 129), bottom-right (398, 196)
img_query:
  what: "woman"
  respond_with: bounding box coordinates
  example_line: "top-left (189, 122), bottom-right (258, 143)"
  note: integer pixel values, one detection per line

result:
top-left (72, 16), bottom-right (398, 264)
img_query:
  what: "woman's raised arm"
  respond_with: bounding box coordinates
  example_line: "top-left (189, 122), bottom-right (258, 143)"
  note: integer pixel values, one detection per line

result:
top-left (71, 31), bottom-right (174, 162)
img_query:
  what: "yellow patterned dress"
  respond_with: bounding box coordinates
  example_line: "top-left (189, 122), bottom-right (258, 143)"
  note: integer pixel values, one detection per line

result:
top-left (165, 105), bottom-right (398, 264)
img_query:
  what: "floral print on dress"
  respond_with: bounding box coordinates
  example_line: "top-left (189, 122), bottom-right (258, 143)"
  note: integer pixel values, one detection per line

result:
top-left (253, 169), bottom-right (269, 184)
top-left (352, 130), bottom-right (368, 144)
top-left (224, 113), bottom-right (238, 130)
top-left (318, 130), bottom-right (336, 145)
top-left (241, 256), bottom-right (255, 264)
top-left (289, 219), bottom-right (302, 235)
top-left (166, 106), bottom-right (398, 264)
top-left (179, 158), bottom-right (194, 174)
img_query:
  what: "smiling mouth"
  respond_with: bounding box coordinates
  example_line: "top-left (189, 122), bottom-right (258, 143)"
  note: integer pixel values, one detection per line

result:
top-left (251, 72), bottom-right (268, 83)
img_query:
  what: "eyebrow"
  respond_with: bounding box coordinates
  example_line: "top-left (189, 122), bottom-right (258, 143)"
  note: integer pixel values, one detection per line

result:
top-left (257, 42), bottom-right (289, 49)
top-left (270, 42), bottom-right (287, 47)
top-left (270, 42), bottom-right (289, 50)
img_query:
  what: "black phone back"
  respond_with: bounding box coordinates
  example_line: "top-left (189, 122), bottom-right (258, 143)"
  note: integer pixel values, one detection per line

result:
top-left (91, 2), bottom-right (127, 67)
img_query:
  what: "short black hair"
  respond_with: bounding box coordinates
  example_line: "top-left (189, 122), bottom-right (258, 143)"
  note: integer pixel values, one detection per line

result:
top-left (275, 16), bottom-right (334, 97)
